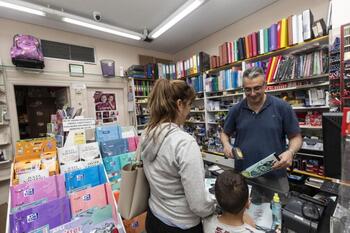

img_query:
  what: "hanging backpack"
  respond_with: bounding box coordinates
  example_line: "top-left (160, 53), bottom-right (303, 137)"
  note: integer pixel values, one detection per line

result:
top-left (10, 34), bottom-right (45, 69)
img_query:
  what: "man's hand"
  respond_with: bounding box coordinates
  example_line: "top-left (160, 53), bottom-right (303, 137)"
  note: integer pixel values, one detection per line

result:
top-left (272, 150), bottom-right (293, 169)
top-left (223, 144), bottom-right (234, 158)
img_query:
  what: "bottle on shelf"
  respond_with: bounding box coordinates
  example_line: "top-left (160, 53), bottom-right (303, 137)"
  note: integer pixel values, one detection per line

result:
top-left (271, 193), bottom-right (282, 230)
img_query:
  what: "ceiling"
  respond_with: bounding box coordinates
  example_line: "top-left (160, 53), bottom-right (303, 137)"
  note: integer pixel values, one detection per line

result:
top-left (0, 0), bottom-right (279, 54)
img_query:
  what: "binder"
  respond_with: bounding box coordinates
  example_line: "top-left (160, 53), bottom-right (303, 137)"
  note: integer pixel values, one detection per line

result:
top-left (256, 32), bottom-right (260, 55)
top-left (287, 16), bottom-right (294, 46)
top-left (245, 36), bottom-right (250, 58)
top-left (297, 14), bottom-right (304, 43)
top-left (270, 24), bottom-right (277, 51)
top-left (264, 28), bottom-right (269, 53)
top-left (252, 32), bottom-right (257, 57)
top-left (281, 18), bottom-right (288, 48)
top-left (277, 20), bottom-right (282, 49)
top-left (259, 29), bottom-right (264, 54)
top-left (302, 9), bottom-right (314, 40)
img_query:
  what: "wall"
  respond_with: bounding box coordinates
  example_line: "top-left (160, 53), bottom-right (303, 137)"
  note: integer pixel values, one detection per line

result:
top-left (174, 0), bottom-right (330, 60)
top-left (0, 18), bottom-right (173, 205)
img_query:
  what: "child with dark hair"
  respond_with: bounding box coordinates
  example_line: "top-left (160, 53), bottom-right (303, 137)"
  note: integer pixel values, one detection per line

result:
top-left (203, 170), bottom-right (263, 233)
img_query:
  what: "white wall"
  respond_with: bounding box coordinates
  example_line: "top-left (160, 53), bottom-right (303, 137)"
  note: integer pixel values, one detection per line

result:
top-left (174, 0), bottom-right (330, 60)
top-left (0, 18), bottom-right (173, 204)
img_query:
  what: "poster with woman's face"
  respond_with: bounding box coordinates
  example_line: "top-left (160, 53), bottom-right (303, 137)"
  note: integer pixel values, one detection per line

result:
top-left (94, 91), bottom-right (118, 123)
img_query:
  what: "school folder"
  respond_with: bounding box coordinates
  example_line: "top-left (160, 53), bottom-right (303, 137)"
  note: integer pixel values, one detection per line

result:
top-left (234, 40), bottom-right (238, 61)
top-left (264, 28), bottom-right (269, 53)
top-left (256, 32), bottom-right (260, 56)
top-left (281, 18), bottom-right (288, 48)
top-left (245, 35), bottom-right (250, 58)
top-left (265, 57), bottom-right (274, 82)
top-left (259, 29), bottom-right (264, 54)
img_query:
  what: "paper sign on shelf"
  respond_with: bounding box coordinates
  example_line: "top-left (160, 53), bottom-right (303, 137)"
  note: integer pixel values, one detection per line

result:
top-left (63, 118), bottom-right (95, 132)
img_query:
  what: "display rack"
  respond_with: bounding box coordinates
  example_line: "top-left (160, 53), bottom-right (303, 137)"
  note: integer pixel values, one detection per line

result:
top-left (340, 23), bottom-right (350, 109)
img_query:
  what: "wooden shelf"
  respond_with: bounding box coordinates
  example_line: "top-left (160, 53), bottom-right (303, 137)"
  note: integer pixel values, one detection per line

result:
top-left (288, 168), bottom-right (331, 180)
top-left (268, 74), bottom-right (329, 85)
top-left (205, 36), bottom-right (328, 73)
top-left (266, 81), bottom-right (329, 93)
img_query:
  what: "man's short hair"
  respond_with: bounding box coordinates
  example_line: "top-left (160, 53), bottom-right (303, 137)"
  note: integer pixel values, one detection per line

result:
top-left (215, 170), bottom-right (249, 214)
top-left (243, 67), bottom-right (265, 80)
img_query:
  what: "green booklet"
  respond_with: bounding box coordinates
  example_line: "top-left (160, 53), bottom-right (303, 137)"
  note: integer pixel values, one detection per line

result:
top-left (241, 153), bottom-right (279, 178)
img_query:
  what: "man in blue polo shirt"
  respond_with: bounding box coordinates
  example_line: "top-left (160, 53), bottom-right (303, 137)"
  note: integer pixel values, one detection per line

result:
top-left (221, 67), bottom-right (302, 202)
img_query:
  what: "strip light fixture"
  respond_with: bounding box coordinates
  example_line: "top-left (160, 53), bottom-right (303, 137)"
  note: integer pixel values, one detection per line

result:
top-left (149, 0), bottom-right (206, 39)
top-left (62, 17), bottom-right (142, 40)
top-left (0, 0), bottom-right (45, 16)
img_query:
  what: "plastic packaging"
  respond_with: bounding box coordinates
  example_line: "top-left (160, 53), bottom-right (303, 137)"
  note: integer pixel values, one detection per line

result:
top-left (271, 193), bottom-right (282, 230)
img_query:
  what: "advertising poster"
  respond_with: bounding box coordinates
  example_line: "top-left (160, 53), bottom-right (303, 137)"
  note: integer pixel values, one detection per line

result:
top-left (94, 91), bottom-right (118, 123)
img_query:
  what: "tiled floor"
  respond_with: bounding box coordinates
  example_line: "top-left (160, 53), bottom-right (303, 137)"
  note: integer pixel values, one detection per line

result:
top-left (0, 203), bottom-right (7, 233)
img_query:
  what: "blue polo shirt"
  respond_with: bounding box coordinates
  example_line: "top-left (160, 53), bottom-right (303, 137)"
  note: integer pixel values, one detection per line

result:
top-left (223, 94), bottom-right (300, 177)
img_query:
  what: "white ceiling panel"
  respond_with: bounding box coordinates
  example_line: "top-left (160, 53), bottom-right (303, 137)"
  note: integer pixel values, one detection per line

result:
top-left (0, 0), bottom-right (279, 53)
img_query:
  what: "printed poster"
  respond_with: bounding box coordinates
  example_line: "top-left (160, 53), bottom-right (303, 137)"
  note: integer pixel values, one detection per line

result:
top-left (94, 91), bottom-right (119, 124)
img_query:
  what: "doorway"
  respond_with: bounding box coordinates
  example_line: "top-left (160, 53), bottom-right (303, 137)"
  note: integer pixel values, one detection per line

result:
top-left (14, 86), bottom-right (69, 139)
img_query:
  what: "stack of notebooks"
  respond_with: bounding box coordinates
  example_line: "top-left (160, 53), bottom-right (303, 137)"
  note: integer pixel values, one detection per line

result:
top-left (127, 65), bottom-right (145, 78)
top-left (211, 9), bottom-right (317, 67)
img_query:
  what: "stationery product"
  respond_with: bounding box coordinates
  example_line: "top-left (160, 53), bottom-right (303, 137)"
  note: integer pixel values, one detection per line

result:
top-left (241, 153), bottom-right (279, 178)
top-left (103, 155), bottom-right (122, 175)
top-left (100, 139), bottom-right (129, 157)
top-left (18, 169), bottom-right (49, 185)
top-left (15, 137), bottom-right (56, 159)
top-left (11, 175), bottom-right (65, 209)
top-left (96, 125), bottom-right (122, 142)
top-left (119, 152), bottom-right (136, 169)
top-left (64, 164), bottom-right (107, 192)
top-left (57, 145), bottom-right (79, 164)
top-left (78, 142), bottom-right (102, 166)
top-left (69, 183), bottom-right (113, 216)
top-left (9, 196), bottom-right (71, 233)
top-left (50, 205), bottom-right (118, 233)
top-left (127, 136), bottom-right (139, 152)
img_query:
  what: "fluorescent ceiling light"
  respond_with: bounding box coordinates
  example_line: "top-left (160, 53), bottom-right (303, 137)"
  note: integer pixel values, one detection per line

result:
top-left (0, 1), bottom-right (45, 16)
top-left (149, 0), bottom-right (205, 39)
top-left (62, 17), bottom-right (141, 40)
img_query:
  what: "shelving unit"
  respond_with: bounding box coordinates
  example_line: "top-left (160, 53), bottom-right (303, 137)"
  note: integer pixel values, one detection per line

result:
top-left (128, 77), bottom-right (154, 134)
top-left (0, 67), bottom-right (12, 181)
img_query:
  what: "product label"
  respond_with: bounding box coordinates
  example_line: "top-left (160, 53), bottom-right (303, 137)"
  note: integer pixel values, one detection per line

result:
top-left (76, 174), bottom-right (84, 181)
top-left (27, 213), bottom-right (38, 223)
top-left (82, 194), bottom-right (91, 201)
top-left (24, 188), bottom-right (34, 197)
top-left (63, 227), bottom-right (82, 233)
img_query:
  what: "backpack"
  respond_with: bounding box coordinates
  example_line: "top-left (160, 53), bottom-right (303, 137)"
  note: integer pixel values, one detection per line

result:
top-left (10, 34), bottom-right (45, 69)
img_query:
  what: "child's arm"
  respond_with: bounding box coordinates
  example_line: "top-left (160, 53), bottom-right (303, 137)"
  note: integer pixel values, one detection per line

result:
top-left (243, 211), bottom-right (256, 228)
